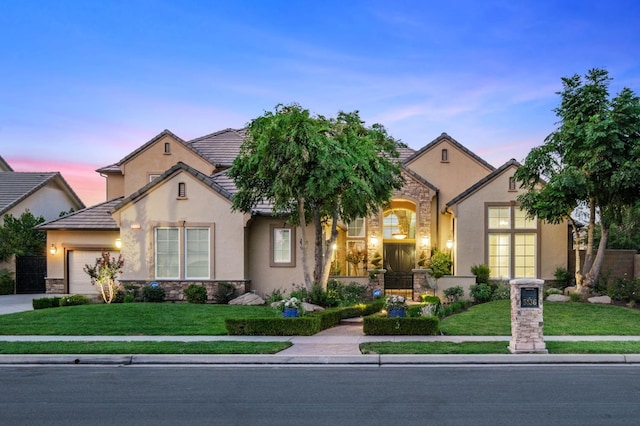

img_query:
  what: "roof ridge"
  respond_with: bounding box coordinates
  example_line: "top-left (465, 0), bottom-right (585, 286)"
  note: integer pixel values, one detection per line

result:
top-left (404, 132), bottom-right (495, 171)
top-left (447, 158), bottom-right (520, 207)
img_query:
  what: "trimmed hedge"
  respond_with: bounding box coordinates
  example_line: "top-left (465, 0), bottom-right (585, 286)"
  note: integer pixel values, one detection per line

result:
top-left (59, 294), bottom-right (91, 307)
top-left (33, 297), bottom-right (59, 310)
top-left (363, 315), bottom-right (439, 335)
top-left (225, 300), bottom-right (384, 336)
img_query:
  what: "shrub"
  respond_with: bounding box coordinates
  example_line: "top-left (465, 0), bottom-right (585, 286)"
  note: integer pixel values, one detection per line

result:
top-left (265, 289), bottom-right (284, 305)
top-left (124, 294), bottom-right (135, 303)
top-left (470, 283), bottom-right (493, 304)
top-left (470, 264), bottom-right (491, 284)
top-left (326, 280), bottom-right (367, 307)
top-left (307, 283), bottom-right (328, 307)
top-left (60, 294), bottom-right (91, 307)
top-left (124, 285), bottom-right (139, 301)
top-left (184, 284), bottom-right (208, 304)
top-left (363, 315), bottom-right (439, 335)
top-left (491, 282), bottom-right (510, 301)
top-left (420, 294), bottom-right (441, 305)
top-left (439, 299), bottom-right (470, 317)
top-left (143, 284), bottom-right (166, 303)
top-left (112, 285), bottom-right (127, 303)
top-left (607, 277), bottom-right (640, 303)
top-left (226, 317), bottom-right (321, 336)
top-left (427, 249), bottom-right (452, 279)
top-left (0, 269), bottom-right (15, 295)
top-left (554, 267), bottom-right (573, 289)
top-left (32, 297), bottom-right (54, 309)
top-left (215, 282), bottom-right (237, 304)
top-left (442, 286), bottom-right (464, 303)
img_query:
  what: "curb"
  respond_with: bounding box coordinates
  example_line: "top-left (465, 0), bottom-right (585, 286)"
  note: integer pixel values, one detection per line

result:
top-left (2, 354), bottom-right (640, 365)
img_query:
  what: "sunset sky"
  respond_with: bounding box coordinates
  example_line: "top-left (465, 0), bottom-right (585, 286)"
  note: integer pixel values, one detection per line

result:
top-left (1, 1), bottom-right (639, 207)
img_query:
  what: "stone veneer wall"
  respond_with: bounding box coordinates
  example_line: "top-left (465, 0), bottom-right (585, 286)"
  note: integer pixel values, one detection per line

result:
top-left (119, 280), bottom-right (251, 302)
top-left (45, 278), bottom-right (65, 294)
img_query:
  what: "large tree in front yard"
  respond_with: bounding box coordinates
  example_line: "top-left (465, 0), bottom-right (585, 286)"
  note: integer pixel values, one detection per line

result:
top-left (515, 68), bottom-right (640, 293)
top-left (0, 210), bottom-right (46, 261)
top-left (229, 104), bottom-right (404, 290)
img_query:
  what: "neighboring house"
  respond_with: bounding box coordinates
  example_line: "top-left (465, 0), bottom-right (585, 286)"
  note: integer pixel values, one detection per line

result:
top-left (39, 130), bottom-right (568, 300)
top-left (0, 155), bottom-right (85, 292)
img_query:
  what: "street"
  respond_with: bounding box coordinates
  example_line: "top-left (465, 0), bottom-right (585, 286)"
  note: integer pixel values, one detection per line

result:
top-left (2, 365), bottom-right (639, 425)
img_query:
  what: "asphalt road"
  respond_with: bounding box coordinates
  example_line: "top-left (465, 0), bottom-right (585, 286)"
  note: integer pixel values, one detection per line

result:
top-left (2, 365), bottom-right (639, 425)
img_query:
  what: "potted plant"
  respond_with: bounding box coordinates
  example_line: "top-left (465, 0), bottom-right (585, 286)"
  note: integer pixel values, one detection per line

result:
top-left (384, 295), bottom-right (408, 317)
top-left (280, 296), bottom-right (301, 317)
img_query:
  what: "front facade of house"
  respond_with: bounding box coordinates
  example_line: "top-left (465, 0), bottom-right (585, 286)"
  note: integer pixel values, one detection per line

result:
top-left (40, 130), bottom-right (568, 301)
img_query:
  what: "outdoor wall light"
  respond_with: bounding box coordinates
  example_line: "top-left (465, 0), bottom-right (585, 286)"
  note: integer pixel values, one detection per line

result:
top-left (115, 238), bottom-right (122, 249)
top-left (49, 244), bottom-right (57, 255)
top-left (446, 239), bottom-right (454, 250)
top-left (420, 236), bottom-right (430, 249)
top-left (370, 235), bottom-right (378, 248)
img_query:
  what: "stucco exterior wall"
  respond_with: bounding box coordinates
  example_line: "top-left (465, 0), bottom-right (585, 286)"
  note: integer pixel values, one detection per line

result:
top-left (121, 134), bottom-right (215, 197)
top-left (3, 182), bottom-right (83, 223)
top-left (247, 217), bottom-right (313, 297)
top-left (451, 166), bottom-right (567, 280)
top-left (45, 230), bottom-right (120, 279)
top-left (113, 170), bottom-right (247, 282)
top-left (105, 174), bottom-right (124, 200)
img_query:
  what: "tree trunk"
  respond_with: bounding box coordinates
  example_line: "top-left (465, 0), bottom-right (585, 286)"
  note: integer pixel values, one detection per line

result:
top-left (297, 198), bottom-right (313, 291)
top-left (312, 207), bottom-right (323, 286)
top-left (569, 218), bottom-right (584, 289)
top-left (582, 222), bottom-right (609, 292)
top-left (582, 199), bottom-right (597, 274)
top-left (319, 207), bottom-right (340, 288)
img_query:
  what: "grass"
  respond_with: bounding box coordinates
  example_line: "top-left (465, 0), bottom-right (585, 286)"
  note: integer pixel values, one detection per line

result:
top-left (0, 341), bottom-right (290, 354)
top-left (439, 299), bottom-right (640, 336)
top-left (0, 303), bottom-right (279, 335)
top-left (360, 341), bottom-right (640, 354)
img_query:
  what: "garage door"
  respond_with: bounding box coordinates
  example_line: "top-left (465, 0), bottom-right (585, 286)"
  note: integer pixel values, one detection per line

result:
top-left (68, 251), bottom-right (120, 295)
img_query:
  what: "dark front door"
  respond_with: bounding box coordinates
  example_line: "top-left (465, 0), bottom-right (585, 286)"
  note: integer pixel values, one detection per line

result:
top-left (383, 243), bottom-right (415, 299)
top-left (15, 255), bottom-right (46, 294)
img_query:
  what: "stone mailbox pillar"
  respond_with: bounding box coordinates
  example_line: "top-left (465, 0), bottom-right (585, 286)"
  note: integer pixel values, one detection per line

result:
top-left (509, 278), bottom-right (547, 354)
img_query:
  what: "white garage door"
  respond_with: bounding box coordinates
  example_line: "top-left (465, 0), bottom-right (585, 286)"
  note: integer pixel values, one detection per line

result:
top-left (68, 251), bottom-right (120, 295)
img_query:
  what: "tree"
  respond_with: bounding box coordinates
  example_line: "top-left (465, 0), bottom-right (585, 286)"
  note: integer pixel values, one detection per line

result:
top-left (83, 252), bottom-right (124, 304)
top-left (0, 210), bottom-right (46, 261)
top-left (515, 68), bottom-right (640, 293)
top-left (229, 103), bottom-right (404, 290)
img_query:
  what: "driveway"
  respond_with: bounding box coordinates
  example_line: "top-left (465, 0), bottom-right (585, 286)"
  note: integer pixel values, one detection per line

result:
top-left (0, 294), bottom-right (46, 315)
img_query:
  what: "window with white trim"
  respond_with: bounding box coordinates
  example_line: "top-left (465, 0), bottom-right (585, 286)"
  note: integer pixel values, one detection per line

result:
top-left (347, 218), bottom-right (365, 238)
top-left (154, 226), bottom-right (210, 279)
top-left (487, 205), bottom-right (538, 279)
top-left (270, 225), bottom-right (295, 267)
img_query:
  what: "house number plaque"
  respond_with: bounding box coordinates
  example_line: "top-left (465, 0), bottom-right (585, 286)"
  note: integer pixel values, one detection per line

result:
top-left (520, 287), bottom-right (539, 308)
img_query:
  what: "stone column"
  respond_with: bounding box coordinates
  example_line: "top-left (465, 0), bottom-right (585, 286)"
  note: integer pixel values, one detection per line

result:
top-left (509, 278), bottom-right (547, 354)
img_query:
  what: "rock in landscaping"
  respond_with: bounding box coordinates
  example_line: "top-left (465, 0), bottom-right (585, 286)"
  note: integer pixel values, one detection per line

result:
top-left (229, 292), bottom-right (265, 306)
top-left (546, 294), bottom-right (570, 302)
top-left (302, 302), bottom-right (324, 312)
top-left (588, 295), bottom-right (612, 304)
top-left (563, 286), bottom-right (577, 295)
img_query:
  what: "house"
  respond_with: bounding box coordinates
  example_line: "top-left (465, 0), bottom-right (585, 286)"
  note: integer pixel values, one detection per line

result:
top-left (39, 130), bottom-right (568, 301)
top-left (0, 155), bottom-right (85, 293)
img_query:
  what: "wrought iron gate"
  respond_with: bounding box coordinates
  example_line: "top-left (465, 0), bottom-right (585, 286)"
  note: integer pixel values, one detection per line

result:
top-left (15, 255), bottom-right (46, 294)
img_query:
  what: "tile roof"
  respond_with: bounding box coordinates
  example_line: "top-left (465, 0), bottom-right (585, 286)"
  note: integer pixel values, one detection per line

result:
top-left (401, 166), bottom-right (439, 193)
top-left (210, 170), bottom-right (272, 215)
top-left (0, 171), bottom-right (85, 216)
top-left (0, 156), bottom-right (13, 172)
top-left (404, 132), bottom-right (495, 171)
top-left (446, 159), bottom-right (520, 207)
top-left (186, 128), bottom-right (246, 168)
top-left (38, 197), bottom-right (122, 230)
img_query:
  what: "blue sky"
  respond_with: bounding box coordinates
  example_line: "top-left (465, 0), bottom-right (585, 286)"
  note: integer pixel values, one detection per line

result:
top-left (1, 0), bottom-right (639, 206)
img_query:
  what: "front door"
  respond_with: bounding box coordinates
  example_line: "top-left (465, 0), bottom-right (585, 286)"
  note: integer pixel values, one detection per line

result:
top-left (383, 242), bottom-right (415, 299)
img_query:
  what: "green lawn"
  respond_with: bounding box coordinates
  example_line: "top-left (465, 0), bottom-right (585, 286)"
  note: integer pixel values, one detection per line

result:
top-left (0, 303), bottom-right (278, 335)
top-left (439, 299), bottom-right (640, 336)
top-left (360, 341), bottom-right (640, 354)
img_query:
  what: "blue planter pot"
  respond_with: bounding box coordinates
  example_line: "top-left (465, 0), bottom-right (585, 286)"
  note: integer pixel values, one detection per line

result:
top-left (388, 308), bottom-right (405, 318)
top-left (282, 308), bottom-right (300, 318)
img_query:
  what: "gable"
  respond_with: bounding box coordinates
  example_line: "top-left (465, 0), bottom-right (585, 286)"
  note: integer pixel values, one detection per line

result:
top-left (118, 131), bottom-right (216, 198)
top-left (404, 133), bottom-right (495, 205)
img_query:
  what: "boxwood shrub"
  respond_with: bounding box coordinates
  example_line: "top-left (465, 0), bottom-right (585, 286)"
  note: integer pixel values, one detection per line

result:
top-left (363, 315), bottom-right (439, 335)
top-left (184, 284), bottom-right (208, 304)
top-left (59, 294), bottom-right (91, 307)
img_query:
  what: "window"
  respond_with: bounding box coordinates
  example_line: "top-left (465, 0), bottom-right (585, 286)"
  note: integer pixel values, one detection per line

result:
top-left (441, 148), bottom-right (449, 162)
top-left (154, 226), bottom-right (210, 279)
top-left (270, 225), bottom-right (295, 267)
top-left (185, 228), bottom-right (209, 279)
top-left (487, 205), bottom-right (538, 279)
top-left (383, 209), bottom-right (416, 239)
top-left (155, 228), bottom-right (180, 279)
top-left (347, 218), bottom-right (365, 238)
top-left (178, 182), bottom-right (186, 198)
top-left (509, 176), bottom-right (517, 191)
top-left (164, 142), bottom-right (171, 154)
